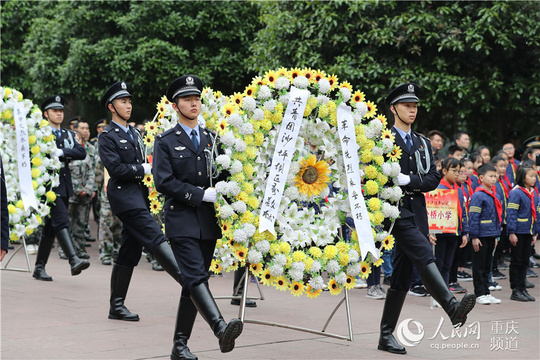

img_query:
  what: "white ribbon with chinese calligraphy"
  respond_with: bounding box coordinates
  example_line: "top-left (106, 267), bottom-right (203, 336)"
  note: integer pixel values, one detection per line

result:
top-left (14, 102), bottom-right (38, 211)
top-left (259, 86), bottom-right (310, 236)
top-left (337, 103), bottom-right (378, 261)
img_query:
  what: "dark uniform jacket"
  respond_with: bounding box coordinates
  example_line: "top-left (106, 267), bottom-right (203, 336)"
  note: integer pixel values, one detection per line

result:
top-left (98, 122), bottom-right (147, 215)
top-left (152, 123), bottom-right (222, 240)
top-left (507, 187), bottom-right (540, 236)
top-left (391, 127), bottom-right (441, 236)
top-left (54, 128), bottom-right (86, 198)
top-left (469, 190), bottom-right (502, 238)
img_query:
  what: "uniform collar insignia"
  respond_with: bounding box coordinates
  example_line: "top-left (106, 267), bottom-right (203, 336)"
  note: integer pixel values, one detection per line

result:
top-left (115, 128), bottom-right (119, 132)
top-left (203, 131), bottom-right (208, 135)
top-left (175, 131), bottom-right (181, 135)
top-left (120, 139), bottom-right (128, 143)
top-left (175, 146), bottom-right (186, 151)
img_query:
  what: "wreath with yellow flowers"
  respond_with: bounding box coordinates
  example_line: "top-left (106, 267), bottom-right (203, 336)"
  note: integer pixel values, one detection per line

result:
top-left (209, 68), bottom-right (402, 298)
top-left (0, 87), bottom-right (61, 241)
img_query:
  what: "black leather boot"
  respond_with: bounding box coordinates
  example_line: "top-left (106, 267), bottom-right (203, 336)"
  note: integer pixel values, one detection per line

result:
top-left (171, 297), bottom-right (198, 360)
top-left (152, 242), bottom-right (184, 285)
top-left (231, 267), bottom-right (256, 307)
top-left (420, 262), bottom-right (476, 328)
top-left (378, 289), bottom-right (407, 354)
top-left (56, 228), bottom-right (90, 276)
top-left (190, 283), bottom-right (243, 353)
top-left (33, 235), bottom-right (54, 281)
top-left (108, 264), bottom-right (140, 321)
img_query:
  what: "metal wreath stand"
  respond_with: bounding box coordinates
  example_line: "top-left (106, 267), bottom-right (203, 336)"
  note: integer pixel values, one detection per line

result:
top-left (1, 235), bottom-right (32, 272)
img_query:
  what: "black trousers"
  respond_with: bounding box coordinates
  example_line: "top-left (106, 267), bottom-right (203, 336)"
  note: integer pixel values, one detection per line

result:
top-left (472, 237), bottom-right (496, 297)
top-left (390, 217), bottom-right (436, 291)
top-left (42, 196), bottom-right (70, 238)
top-left (509, 233), bottom-right (533, 290)
top-left (435, 234), bottom-right (459, 286)
top-left (115, 208), bottom-right (166, 267)
top-left (169, 236), bottom-right (217, 297)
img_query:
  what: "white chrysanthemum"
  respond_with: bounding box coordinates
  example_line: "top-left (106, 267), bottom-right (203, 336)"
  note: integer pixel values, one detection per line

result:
top-left (269, 264), bottom-right (284, 277)
top-left (216, 154), bottom-right (231, 169)
top-left (278, 94), bottom-right (290, 105)
top-left (243, 223), bottom-right (256, 237)
top-left (364, 126), bottom-right (376, 139)
top-left (274, 253), bottom-right (287, 266)
top-left (380, 188), bottom-right (392, 200)
top-left (381, 162), bottom-right (393, 176)
top-left (340, 87), bottom-right (351, 102)
top-left (228, 181), bottom-right (241, 196)
top-left (257, 85), bottom-right (272, 100)
top-left (292, 75), bottom-right (309, 89)
top-left (348, 249), bottom-right (359, 263)
top-left (381, 202), bottom-right (394, 217)
top-left (255, 239), bottom-right (270, 254)
top-left (355, 102), bottom-right (368, 118)
top-left (275, 77), bottom-right (290, 90)
top-left (376, 231), bottom-right (388, 242)
top-left (311, 260), bottom-right (322, 273)
top-left (252, 108), bottom-right (264, 121)
top-left (317, 95), bottom-right (330, 105)
top-left (335, 271), bottom-right (347, 284)
top-left (346, 263), bottom-right (362, 277)
top-left (233, 228), bottom-right (248, 243)
top-left (309, 275), bottom-right (324, 290)
top-left (369, 119), bottom-right (383, 134)
top-left (215, 181), bottom-right (228, 194)
top-left (318, 79), bottom-right (331, 94)
top-left (289, 269), bottom-right (304, 282)
top-left (231, 201), bottom-right (247, 214)
top-left (382, 138), bottom-right (394, 153)
top-left (240, 122), bottom-right (255, 135)
top-left (263, 99), bottom-right (277, 112)
top-left (372, 146), bottom-right (383, 157)
top-left (219, 204), bottom-right (234, 219)
top-left (242, 96), bottom-right (256, 112)
top-left (247, 248), bottom-right (263, 264)
top-left (391, 162), bottom-right (401, 177)
top-left (326, 259), bottom-right (340, 274)
top-left (390, 186), bottom-right (403, 202)
top-left (228, 113), bottom-right (242, 128)
top-left (221, 131), bottom-right (236, 147)
top-left (234, 138), bottom-right (247, 152)
top-left (291, 261), bottom-right (305, 273)
top-left (229, 159), bottom-right (243, 174)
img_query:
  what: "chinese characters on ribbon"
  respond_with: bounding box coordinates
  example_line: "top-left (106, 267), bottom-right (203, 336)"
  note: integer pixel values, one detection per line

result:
top-left (14, 102), bottom-right (38, 210)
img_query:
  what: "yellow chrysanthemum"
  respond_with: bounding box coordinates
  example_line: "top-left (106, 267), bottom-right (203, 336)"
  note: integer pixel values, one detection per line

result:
top-left (144, 121), bottom-right (159, 135)
top-left (382, 235), bottom-right (395, 251)
top-left (388, 145), bottom-right (402, 162)
top-left (245, 146), bottom-right (257, 160)
top-left (367, 197), bottom-right (381, 212)
top-left (373, 257), bottom-right (384, 267)
top-left (336, 242), bottom-right (349, 252)
top-left (352, 90), bottom-right (366, 103)
top-left (292, 250), bottom-right (306, 263)
top-left (340, 81), bottom-right (353, 91)
top-left (365, 101), bottom-right (377, 119)
top-left (31, 157), bottom-right (42, 167)
top-left (364, 180), bottom-right (379, 195)
top-left (271, 111), bottom-right (283, 124)
top-left (304, 257), bottom-right (314, 271)
top-left (305, 285), bottom-right (323, 299)
top-left (40, 120), bottom-right (49, 128)
top-left (323, 245), bottom-right (338, 260)
top-left (364, 165), bottom-right (378, 179)
top-left (359, 261), bottom-right (372, 279)
top-left (30, 145), bottom-right (40, 155)
top-left (240, 210), bottom-right (254, 225)
top-left (254, 132), bottom-right (265, 145)
top-left (150, 200), bottom-right (162, 215)
top-left (31, 168), bottom-right (41, 179)
top-left (279, 241), bottom-right (291, 254)
top-left (2, 109), bottom-right (13, 120)
top-left (378, 173), bottom-right (388, 186)
top-left (250, 263), bottom-right (263, 276)
top-left (290, 281), bottom-right (305, 297)
top-left (361, 149), bottom-right (373, 163)
top-left (374, 155), bottom-right (385, 166)
top-left (294, 155), bottom-right (331, 197)
top-left (338, 253), bottom-right (349, 266)
top-left (28, 134), bottom-right (37, 145)
top-left (46, 191), bottom-right (57, 203)
top-left (274, 276), bottom-right (289, 291)
top-left (364, 139), bottom-right (375, 151)
top-left (328, 278), bottom-right (342, 295)
top-left (350, 229), bottom-right (358, 242)
top-left (246, 196), bottom-right (259, 209)
top-left (344, 275), bottom-right (356, 290)
top-left (327, 74), bottom-right (339, 90)
top-left (231, 172), bottom-right (245, 183)
top-left (318, 104), bottom-right (329, 118)
top-left (309, 246), bottom-right (323, 258)
top-left (371, 211), bottom-right (384, 225)
top-left (242, 181), bottom-right (254, 193)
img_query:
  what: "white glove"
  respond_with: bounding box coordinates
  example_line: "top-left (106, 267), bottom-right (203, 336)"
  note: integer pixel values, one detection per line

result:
top-left (396, 173), bottom-right (411, 186)
top-left (142, 163), bottom-right (152, 175)
top-left (55, 149), bottom-right (64, 157)
top-left (203, 188), bottom-right (217, 203)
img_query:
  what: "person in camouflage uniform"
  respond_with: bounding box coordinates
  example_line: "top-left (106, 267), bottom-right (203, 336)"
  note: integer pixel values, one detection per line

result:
top-left (65, 122), bottom-right (97, 259)
top-left (95, 150), bottom-right (122, 265)
top-left (90, 119), bottom-right (108, 225)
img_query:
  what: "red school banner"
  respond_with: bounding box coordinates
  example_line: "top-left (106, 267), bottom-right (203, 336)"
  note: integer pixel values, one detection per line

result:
top-left (425, 189), bottom-right (459, 234)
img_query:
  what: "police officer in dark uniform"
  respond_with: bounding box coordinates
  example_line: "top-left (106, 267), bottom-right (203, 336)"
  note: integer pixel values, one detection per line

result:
top-left (153, 75), bottom-right (243, 359)
top-left (378, 83), bottom-right (476, 355)
top-left (33, 96), bottom-right (90, 281)
top-left (68, 116), bottom-right (80, 130)
top-left (98, 81), bottom-right (183, 322)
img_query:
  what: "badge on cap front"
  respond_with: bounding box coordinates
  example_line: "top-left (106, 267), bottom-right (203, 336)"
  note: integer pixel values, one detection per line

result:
top-left (407, 84), bottom-right (415, 93)
top-left (55, 96), bottom-right (61, 102)
top-left (186, 77), bottom-right (195, 86)
top-left (121, 82), bottom-right (127, 89)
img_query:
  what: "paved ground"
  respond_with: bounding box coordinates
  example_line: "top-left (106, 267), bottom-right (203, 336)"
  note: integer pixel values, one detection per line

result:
top-left (1, 223), bottom-right (539, 360)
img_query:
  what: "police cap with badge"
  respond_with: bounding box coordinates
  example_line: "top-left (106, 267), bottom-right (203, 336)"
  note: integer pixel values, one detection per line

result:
top-left (41, 95), bottom-right (66, 111)
top-left (385, 82), bottom-right (420, 106)
top-left (69, 116), bottom-right (81, 127)
top-left (523, 135), bottom-right (540, 149)
top-left (101, 81), bottom-right (132, 108)
top-left (166, 75), bottom-right (204, 102)
top-left (96, 118), bottom-right (108, 129)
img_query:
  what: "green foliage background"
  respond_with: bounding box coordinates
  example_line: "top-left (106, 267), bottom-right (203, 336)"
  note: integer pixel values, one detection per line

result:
top-left (1, 0), bottom-right (539, 151)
